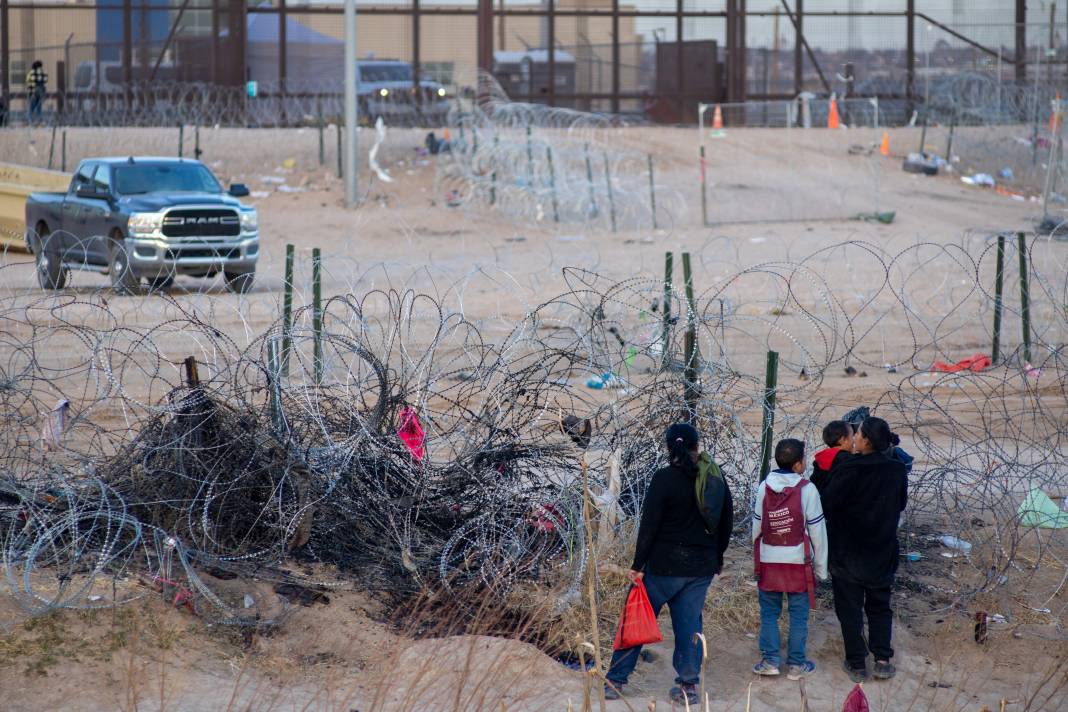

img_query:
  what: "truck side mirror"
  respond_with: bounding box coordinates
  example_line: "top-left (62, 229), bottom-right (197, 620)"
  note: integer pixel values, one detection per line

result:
top-left (228, 183), bottom-right (250, 197)
top-left (75, 184), bottom-right (106, 200)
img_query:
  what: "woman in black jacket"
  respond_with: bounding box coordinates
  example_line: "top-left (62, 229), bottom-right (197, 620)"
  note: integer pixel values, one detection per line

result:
top-left (822, 416), bottom-right (908, 683)
top-left (604, 423), bottom-right (733, 706)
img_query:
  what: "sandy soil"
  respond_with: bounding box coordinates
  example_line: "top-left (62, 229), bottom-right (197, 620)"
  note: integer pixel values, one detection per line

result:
top-left (0, 125), bottom-right (1066, 711)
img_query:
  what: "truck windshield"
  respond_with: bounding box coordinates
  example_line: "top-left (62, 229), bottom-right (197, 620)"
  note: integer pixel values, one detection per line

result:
top-left (113, 164), bottom-right (221, 195)
top-left (360, 65), bottom-right (413, 82)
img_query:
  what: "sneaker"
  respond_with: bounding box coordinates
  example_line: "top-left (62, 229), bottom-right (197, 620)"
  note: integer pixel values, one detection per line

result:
top-left (786, 660), bottom-right (816, 680)
top-left (873, 660), bottom-right (897, 680)
top-left (603, 682), bottom-right (624, 700)
top-left (752, 659), bottom-right (781, 676)
top-left (669, 684), bottom-right (700, 705)
top-left (842, 659), bottom-right (869, 683)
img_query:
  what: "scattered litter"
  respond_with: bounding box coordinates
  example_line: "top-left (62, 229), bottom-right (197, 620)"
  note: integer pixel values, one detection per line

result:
top-left (369, 117), bottom-right (394, 183)
top-left (905, 551), bottom-right (922, 562)
top-left (931, 354), bottom-right (991, 373)
top-left (1018, 487), bottom-right (1068, 529)
top-left (260, 175), bottom-right (286, 184)
top-left (844, 366), bottom-right (858, 376)
top-left (749, 237), bottom-right (767, 243)
top-left (556, 234), bottom-right (586, 242)
top-left (586, 371), bottom-right (624, 389)
top-left (885, 363), bottom-right (898, 373)
top-left (961, 173), bottom-right (996, 187)
top-left (939, 535), bottom-right (972, 554)
top-left (854, 211), bottom-right (896, 224)
top-left (250, 190), bottom-right (269, 199)
top-left (1024, 362), bottom-right (1041, 378)
top-left (243, 593), bottom-right (255, 608)
top-left (990, 614), bottom-right (1007, 624)
top-left (927, 681), bottom-right (953, 689)
top-left (999, 167), bottom-right (1014, 180)
top-left (903, 152), bottom-right (940, 175)
top-left (940, 552), bottom-right (959, 559)
top-left (282, 158), bottom-right (296, 169)
top-left (276, 184), bottom-right (305, 193)
top-left (88, 594), bottom-right (103, 602)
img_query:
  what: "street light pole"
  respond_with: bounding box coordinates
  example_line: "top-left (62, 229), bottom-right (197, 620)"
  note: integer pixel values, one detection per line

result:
top-left (344, 0), bottom-right (358, 207)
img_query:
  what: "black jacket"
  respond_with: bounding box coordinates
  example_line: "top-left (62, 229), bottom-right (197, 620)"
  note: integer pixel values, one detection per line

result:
top-left (821, 451), bottom-right (908, 586)
top-left (631, 464), bottom-right (734, 577)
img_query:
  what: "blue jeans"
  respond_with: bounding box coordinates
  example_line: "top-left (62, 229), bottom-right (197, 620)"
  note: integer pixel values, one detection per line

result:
top-left (758, 590), bottom-right (810, 666)
top-left (606, 574), bottom-right (713, 686)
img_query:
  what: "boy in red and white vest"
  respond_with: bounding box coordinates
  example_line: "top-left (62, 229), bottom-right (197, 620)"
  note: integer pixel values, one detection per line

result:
top-left (752, 438), bottom-right (828, 680)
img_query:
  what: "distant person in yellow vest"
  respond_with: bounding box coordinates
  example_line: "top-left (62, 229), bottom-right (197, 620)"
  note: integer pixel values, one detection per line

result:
top-left (26, 61), bottom-right (47, 123)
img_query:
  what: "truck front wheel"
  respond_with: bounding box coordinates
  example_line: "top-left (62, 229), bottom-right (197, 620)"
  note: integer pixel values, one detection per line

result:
top-left (109, 236), bottom-right (142, 295)
top-left (35, 223), bottom-right (69, 290)
top-left (224, 270), bottom-right (255, 294)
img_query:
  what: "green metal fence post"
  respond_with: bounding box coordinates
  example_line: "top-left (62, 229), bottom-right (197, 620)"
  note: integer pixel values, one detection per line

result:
top-left (758, 350), bottom-right (780, 482)
top-left (991, 234), bottom-right (1005, 364)
top-left (584, 142), bottom-right (598, 218)
top-left (547, 146), bottom-right (559, 223)
top-left (1017, 232), bottom-right (1032, 364)
top-left (648, 154), bottom-right (658, 230)
top-left (604, 152), bottom-right (617, 233)
top-left (282, 243), bottom-right (295, 377)
top-left (682, 252), bottom-right (699, 422)
top-left (661, 251), bottom-right (674, 369)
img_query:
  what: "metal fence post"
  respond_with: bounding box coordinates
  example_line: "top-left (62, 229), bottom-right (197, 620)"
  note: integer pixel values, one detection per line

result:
top-left (758, 350), bottom-right (780, 482)
top-left (991, 234), bottom-right (1005, 364)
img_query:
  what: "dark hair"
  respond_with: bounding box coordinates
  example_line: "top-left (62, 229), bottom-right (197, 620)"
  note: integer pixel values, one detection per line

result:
top-left (774, 438), bottom-right (805, 470)
top-left (664, 423), bottom-right (699, 475)
top-left (32, 61), bottom-right (42, 69)
top-left (822, 420), bottom-right (852, 448)
top-left (860, 416), bottom-right (899, 453)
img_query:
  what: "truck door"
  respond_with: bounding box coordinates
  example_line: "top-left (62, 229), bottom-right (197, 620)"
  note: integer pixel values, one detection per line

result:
top-left (62, 162), bottom-right (96, 262)
top-left (83, 164), bottom-right (114, 266)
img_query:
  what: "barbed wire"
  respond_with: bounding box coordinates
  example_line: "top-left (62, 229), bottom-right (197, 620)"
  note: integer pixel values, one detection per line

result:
top-left (0, 227), bottom-right (1065, 630)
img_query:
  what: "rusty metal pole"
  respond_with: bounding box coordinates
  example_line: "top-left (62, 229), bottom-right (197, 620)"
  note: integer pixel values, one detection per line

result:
top-left (1, 0), bottom-right (8, 118)
top-left (279, 0), bottom-right (287, 123)
top-left (548, 0), bottom-right (556, 107)
top-left (611, 0), bottom-right (620, 114)
top-left (906, 0), bottom-right (915, 116)
top-left (123, 0), bottom-right (133, 107)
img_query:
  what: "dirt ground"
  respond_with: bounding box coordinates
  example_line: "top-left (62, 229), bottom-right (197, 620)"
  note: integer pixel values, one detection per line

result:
top-left (0, 124), bottom-right (1066, 710)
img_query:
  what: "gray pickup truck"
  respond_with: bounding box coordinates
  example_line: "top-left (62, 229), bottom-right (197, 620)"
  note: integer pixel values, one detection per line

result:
top-left (25, 157), bottom-right (259, 293)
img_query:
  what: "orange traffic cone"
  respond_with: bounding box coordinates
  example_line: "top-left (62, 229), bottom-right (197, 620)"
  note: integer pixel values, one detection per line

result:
top-left (712, 104), bottom-right (724, 130)
top-left (827, 95), bottom-right (841, 129)
top-left (1051, 92), bottom-right (1062, 133)
top-left (879, 132), bottom-right (890, 156)
top-left (443, 127), bottom-right (451, 141)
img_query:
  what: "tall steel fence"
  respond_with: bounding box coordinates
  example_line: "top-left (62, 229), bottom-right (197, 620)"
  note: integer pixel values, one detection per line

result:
top-left (2, 1), bottom-right (1068, 128)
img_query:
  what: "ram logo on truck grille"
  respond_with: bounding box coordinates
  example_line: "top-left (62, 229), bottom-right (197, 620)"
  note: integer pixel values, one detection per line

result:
top-left (164, 216), bottom-right (237, 226)
top-left (161, 209), bottom-right (241, 238)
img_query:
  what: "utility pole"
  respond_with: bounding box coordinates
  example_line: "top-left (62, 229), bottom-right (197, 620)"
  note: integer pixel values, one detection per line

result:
top-left (344, 0), bottom-right (358, 207)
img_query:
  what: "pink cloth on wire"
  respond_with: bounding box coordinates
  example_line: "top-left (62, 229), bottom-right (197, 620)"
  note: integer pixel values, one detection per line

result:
top-left (397, 407), bottom-right (426, 461)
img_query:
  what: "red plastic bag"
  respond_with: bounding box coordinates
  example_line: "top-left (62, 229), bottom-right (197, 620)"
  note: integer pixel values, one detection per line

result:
top-left (612, 580), bottom-right (662, 650)
top-left (397, 407), bottom-right (426, 461)
top-left (841, 683), bottom-right (869, 712)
